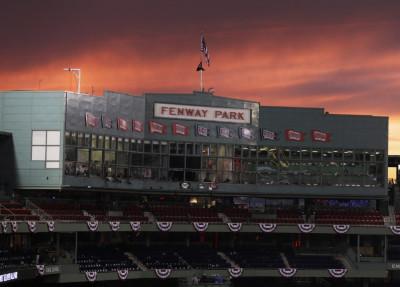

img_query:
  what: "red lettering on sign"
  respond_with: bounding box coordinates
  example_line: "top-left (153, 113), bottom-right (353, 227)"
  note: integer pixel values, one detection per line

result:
top-left (177, 108), bottom-right (184, 115)
top-left (185, 108), bottom-right (194, 116)
top-left (169, 107), bottom-right (176, 115)
top-left (201, 110), bottom-right (208, 117)
top-left (215, 111), bottom-right (222, 118)
top-left (230, 112), bottom-right (237, 119)
top-left (237, 112), bottom-right (244, 120)
top-left (194, 110), bottom-right (201, 117)
top-left (161, 106), bottom-right (168, 114)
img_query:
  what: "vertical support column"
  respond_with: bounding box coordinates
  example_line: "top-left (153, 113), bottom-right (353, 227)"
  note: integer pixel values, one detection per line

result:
top-left (56, 233), bottom-right (60, 258)
top-left (384, 235), bottom-right (388, 263)
top-left (357, 234), bottom-right (360, 263)
top-left (74, 232), bottom-right (78, 264)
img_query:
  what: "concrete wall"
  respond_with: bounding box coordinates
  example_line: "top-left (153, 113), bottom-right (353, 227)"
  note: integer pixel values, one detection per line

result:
top-left (0, 91), bottom-right (65, 189)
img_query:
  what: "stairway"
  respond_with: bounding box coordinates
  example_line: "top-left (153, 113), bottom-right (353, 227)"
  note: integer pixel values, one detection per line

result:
top-left (124, 252), bottom-right (147, 271)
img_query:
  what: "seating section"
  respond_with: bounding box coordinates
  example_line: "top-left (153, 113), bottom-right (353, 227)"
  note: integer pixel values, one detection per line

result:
top-left (223, 208), bottom-right (251, 222)
top-left (0, 249), bottom-right (35, 270)
top-left (78, 246), bottom-right (137, 272)
top-left (132, 246), bottom-right (189, 269)
top-left (315, 209), bottom-right (384, 225)
top-left (179, 246), bottom-right (230, 269)
top-left (0, 200), bottom-right (39, 221)
top-left (149, 205), bottom-right (221, 222)
top-left (224, 246), bottom-right (285, 268)
top-left (286, 254), bottom-right (344, 269)
top-left (37, 202), bottom-right (90, 221)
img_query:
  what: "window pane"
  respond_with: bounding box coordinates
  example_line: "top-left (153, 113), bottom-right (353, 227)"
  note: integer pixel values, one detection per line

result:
top-left (46, 161), bottom-right (60, 168)
top-left (46, 146), bottom-right (60, 161)
top-left (47, 131), bottom-right (60, 145)
top-left (32, 146), bottom-right (46, 160)
top-left (32, 131), bottom-right (46, 145)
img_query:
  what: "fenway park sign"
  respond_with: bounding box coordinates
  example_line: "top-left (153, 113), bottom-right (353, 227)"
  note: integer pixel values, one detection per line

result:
top-left (154, 103), bottom-right (251, 124)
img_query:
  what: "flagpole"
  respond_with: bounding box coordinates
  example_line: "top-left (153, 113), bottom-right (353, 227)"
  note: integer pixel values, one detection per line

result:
top-left (200, 69), bottom-right (203, 92)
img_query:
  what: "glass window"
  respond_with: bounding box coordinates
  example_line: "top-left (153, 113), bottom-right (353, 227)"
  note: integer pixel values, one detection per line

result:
top-left (144, 140), bottom-right (151, 153)
top-left (153, 141), bottom-right (160, 153)
top-left (32, 131), bottom-right (46, 145)
top-left (46, 146), bottom-right (60, 161)
top-left (170, 143), bottom-right (177, 154)
top-left (124, 138), bottom-right (130, 151)
top-left (376, 151), bottom-right (384, 161)
top-left (344, 150), bottom-right (354, 161)
top-left (129, 139), bottom-right (136, 151)
top-left (161, 142), bottom-right (168, 154)
top-left (77, 133), bottom-right (84, 146)
top-left (47, 131), bottom-right (60, 145)
top-left (84, 133), bottom-right (90, 147)
top-left (46, 162), bottom-right (60, 169)
top-left (301, 149), bottom-right (310, 160)
top-left (311, 149), bottom-right (321, 160)
top-left (234, 145), bottom-right (241, 157)
top-left (137, 140), bottom-right (143, 152)
top-left (97, 135), bottom-right (104, 149)
top-left (111, 137), bottom-right (117, 150)
top-left (77, 149), bottom-right (89, 163)
top-left (91, 135), bottom-right (97, 148)
top-left (32, 146), bottom-right (46, 160)
top-left (117, 138), bottom-right (123, 151)
top-left (291, 149), bottom-right (301, 160)
top-left (104, 136), bottom-right (110, 149)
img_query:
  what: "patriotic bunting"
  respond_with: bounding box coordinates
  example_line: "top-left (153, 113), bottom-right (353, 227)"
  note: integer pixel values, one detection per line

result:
top-left (227, 222), bottom-right (242, 232)
top-left (390, 226), bottom-right (400, 235)
top-left (228, 267), bottom-right (243, 278)
top-left (36, 264), bottom-right (45, 276)
top-left (130, 221), bottom-right (141, 231)
top-left (193, 222), bottom-right (209, 232)
top-left (278, 268), bottom-right (297, 278)
top-left (109, 221), bottom-right (120, 232)
top-left (47, 221), bottom-right (55, 232)
top-left (156, 221), bottom-right (173, 232)
top-left (155, 268), bottom-right (172, 279)
top-left (297, 223), bottom-right (315, 233)
top-left (85, 271), bottom-right (97, 282)
top-left (328, 268), bottom-right (347, 278)
top-left (332, 224), bottom-right (350, 234)
top-left (87, 220), bottom-right (99, 232)
top-left (117, 269), bottom-right (129, 280)
top-left (11, 221), bottom-right (17, 233)
top-left (27, 221), bottom-right (37, 233)
top-left (258, 223), bottom-right (277, 233)
top-left (1, 221), bottom-right (7, 232)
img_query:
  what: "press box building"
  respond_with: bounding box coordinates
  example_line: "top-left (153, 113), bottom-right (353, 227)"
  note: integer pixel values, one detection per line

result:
top-left (0, 90), bottom-right (388, 200)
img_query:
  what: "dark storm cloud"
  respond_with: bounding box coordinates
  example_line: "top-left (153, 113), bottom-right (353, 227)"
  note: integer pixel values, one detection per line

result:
top-left (1, 0), bottom-right (400, 70)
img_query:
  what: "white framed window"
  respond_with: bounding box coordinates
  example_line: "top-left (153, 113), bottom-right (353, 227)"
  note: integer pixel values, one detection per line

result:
top-left (32, 130), bottom-right (61, 169)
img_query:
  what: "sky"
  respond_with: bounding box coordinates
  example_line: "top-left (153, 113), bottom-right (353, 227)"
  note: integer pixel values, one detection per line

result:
top-left (1, 0), bottom-right (400, 154)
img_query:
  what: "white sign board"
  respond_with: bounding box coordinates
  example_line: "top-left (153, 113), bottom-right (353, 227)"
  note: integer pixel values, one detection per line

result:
top-left (154, 103), bottom-right (251, 124)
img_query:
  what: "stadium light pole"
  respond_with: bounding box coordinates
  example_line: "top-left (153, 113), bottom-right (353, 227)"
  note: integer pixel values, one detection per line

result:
top-left (64, 68), bottom-right (81, 94)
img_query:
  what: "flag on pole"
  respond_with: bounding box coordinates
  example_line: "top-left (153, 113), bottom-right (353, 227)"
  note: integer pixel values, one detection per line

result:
top-left (196, 61), bottom-right (205, 71)
top-left (200, 34), bottom-right (210, 66)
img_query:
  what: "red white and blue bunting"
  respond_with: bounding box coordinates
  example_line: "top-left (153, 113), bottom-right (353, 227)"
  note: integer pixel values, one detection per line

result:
top-left (130, 221), bottom-right (141, 231)
top-left (1, 221), bottom-right (7, 232)
top-left (332, 224), bottom-right (350, 234)
top-left (193, 222), bottom-right (209, 232)
top-left (278, 268), bottom-right (297, 278)
top-left (227, 222), bottom-right (242, 232)
top-left (11, 221), bottom-right (17, 233)
top-left (390, 226), bottom-right (400, 235)
top-left (297, 223), bottom-right (315, 233)
top-left (156, 222), bottom-right (173, 232)
top-left (109, 221), bottom-right (120, 232)
top-left (36, 264), bottom-right (45, 276)
top-left (85, 271), bottom-right (97, 282)
top-left (87, 220), bottom-right (99, 232)
top-left (328, 268), bottom-right (347, 278)
top-left (228, 267), bottom-right (243, 278)
top-left (155, 268), bottom-right (172, 279)
top-left (117, 269), bottom-right (129, 280)
top-left (47, 221), bottom-right (55, 232)
top-left (27, 221), bottom-right (37, 233)
top-left (258, 223), bottom-right (277, 233)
